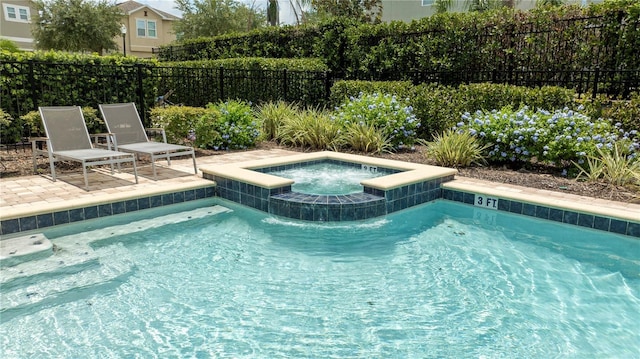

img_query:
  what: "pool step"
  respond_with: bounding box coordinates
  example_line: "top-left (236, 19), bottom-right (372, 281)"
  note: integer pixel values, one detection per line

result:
top-left (0, 244), bottom-right (134, 316)
top-left (0, 205), bottom-right (233, 316)
top-left (0, 233), bottom-right (53, 268)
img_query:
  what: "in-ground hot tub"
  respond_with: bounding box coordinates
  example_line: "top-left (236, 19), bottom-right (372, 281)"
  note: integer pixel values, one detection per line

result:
top-left (199, 151), bottom-right (457, 221)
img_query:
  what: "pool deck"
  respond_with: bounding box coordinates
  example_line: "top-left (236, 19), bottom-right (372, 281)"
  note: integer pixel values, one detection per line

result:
top-left (1, 148), bottom-right (639, 230)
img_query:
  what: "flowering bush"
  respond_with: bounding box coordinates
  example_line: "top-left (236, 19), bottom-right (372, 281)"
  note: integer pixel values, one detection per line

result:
top-left (195, 100), bottom-right (259, 150)
top-left (333, 92), bottom-right (420, 150)
top-left (456, 106), bottom-right (639, 167)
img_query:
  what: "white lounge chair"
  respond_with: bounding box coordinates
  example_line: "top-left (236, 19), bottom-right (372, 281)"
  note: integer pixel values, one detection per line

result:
top-left (33, 106), bottom-right (139, 189)
top-left (99, 102), bottom-right (197, 179)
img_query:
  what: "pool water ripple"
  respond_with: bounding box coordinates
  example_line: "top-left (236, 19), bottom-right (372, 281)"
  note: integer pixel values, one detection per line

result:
top-left (0, 200), bottom-right (638, 358)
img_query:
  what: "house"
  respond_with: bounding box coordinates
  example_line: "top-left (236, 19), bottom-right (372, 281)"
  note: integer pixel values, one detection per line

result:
top-left (116, 0), bottom-right (179, 58)
top-left (380, 0), bottom-right (603, 23)
top-left (0, 0), bottom-right (36, 50)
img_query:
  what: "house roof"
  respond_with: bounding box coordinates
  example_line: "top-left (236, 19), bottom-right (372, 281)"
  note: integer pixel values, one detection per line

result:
top-left (116, 0), bottom-right (180, 21)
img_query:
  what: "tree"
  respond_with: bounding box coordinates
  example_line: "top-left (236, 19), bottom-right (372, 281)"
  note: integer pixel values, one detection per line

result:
top-left (174, 0), bottom-right (266, 39)
top-left (536, 0), bottom-right (564, 7)
top-left (311, 0), bottom-right (382, 23)
top-left (267, 0), bottom-right (278, 25)
top-left (32, 0), bottom-right (123, 53)
top-left (468, 0), bottom-right (516, 12)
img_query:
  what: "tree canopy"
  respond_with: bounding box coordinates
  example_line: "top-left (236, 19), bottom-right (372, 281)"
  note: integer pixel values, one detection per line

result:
top-left (173, 0), bottom-right (266, 39)
top-left (311, 0), bottom-right (382, 24)
top-left (32, 0), bottom-right (123, 53)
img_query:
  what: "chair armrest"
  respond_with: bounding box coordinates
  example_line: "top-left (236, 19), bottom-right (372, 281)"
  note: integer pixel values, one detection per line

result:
top-left (31, 137), bottom-right (48, 155)
top-left (91, 133), bottom-right (116, 150)
top-left (146, 128), bottom-right (168, 143)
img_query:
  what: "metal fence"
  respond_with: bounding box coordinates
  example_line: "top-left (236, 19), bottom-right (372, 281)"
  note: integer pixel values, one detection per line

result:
top-left (1, 60), bottom-right (638, 127)
top-left (152, 66), bottom-right (331, 109)
top-left (407, 68), bottom-right (640, 98)
top-left (0, 61), bottom-right (332, 123)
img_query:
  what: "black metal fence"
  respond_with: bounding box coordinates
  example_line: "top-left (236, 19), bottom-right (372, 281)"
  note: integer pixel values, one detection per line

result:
top-left (0, 61), bottom-right (333, 123)
top-left (1, 60), bottom-right (639, 127)
top-left (152, 66), bottom-right (331, 109)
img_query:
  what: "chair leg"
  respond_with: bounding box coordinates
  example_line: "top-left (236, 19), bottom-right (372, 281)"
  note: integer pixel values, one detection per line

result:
top-left (109, 156), bottom-right (115, 174)
top-left (131, 156), bottom-right (139, 184)
top-left (82, 163), bottom-right (89, 189)
top-left (151, 159), bottom-right (157, 180)
top-left (48, 154), bottom-right (57, 182)
top-left (192, 152), bottom-right (197, 174)
top-left (32, 141), bottom-right (38, 174)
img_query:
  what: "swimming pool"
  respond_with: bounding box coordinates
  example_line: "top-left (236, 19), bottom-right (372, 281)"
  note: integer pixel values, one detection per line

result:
top-left (1, 199), bottom-right (638, 357)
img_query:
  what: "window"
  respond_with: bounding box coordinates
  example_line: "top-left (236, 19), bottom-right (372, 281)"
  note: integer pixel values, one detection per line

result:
top-left (136, 19), bottom-right (157, 38)
top-left (3, 4), bottom-right (30, 22)
top-left (421, 0), bottom-right (434, 5)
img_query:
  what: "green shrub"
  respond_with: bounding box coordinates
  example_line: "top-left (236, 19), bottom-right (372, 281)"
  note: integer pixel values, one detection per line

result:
top-left (0, 109), bottom-right (23, 144)
top-left (0, 39), bottom-right (20, 52)
top-left (410, 83), bottom-right (461, 138)
top-left (333, 92), bottom-right (420, 150)
top-left (575, 142), bottom-right (640, 186)
top-left (458, 106), bottom-right (640, 170)
top-left (582, 92), bottom-right (640, 139)
top-left (255, 101), bottom-right (300, 141)
top-left (19, 111), bottom-right (42, 136)
top-left (1, 51), bottom-right (159, 122)
top-left (278, 108), bottom-right (341, 150)
top-left (457, 83), bottom-right (576, 114)
top-left (194, 100), bottom-right (259, 150)
top-left (333, 82), bottom-right (578, 141)
top-left (20, 107), bottom-right (103, 136)
top-left (340, 122), bottom-right (393, 154)
top-left (150, 105), bottom-right (207, 145)
top-left (420, 129), bottom-right (490, 168)
top-left (329, 80), bottom-right (414, 107)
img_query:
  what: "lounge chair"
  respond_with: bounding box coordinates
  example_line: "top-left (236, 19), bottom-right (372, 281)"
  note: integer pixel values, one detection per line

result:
top-left (33, 106), bottom-right (139, 189)
top-left (98, 102), bottom-right (197, 179)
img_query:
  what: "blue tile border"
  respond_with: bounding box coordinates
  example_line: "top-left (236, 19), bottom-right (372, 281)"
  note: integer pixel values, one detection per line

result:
top-left (0, 186), bottom-right (215, 236)
top-left (441, 188), bottom-right (640, 238)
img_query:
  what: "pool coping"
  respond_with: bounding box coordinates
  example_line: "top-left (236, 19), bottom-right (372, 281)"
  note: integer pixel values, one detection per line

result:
top-left (199, 151), bottom-right (459, 221)
top-left (442, 178), bottom-right (639, 237)
top-left (199, 151), bottom-right (458, 190)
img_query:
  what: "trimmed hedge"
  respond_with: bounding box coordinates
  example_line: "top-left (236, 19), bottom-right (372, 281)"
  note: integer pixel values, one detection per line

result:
top-left (0, 51), bottom-right (159, 121)
top-left (157, 2), bottom-right (640, 91)
top-left (331, 80), bottom-right (578, 138)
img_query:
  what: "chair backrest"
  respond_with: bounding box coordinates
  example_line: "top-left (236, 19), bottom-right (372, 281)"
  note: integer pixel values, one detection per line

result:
top-left (39, 106), bottom-right (93, 153)
top-left (99, 102), bottom-right (149, 145)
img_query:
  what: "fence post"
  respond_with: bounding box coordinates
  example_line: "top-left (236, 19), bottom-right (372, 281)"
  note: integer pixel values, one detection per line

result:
top-left (592, 67), bottom-right (600, 99)
top-left (324, 71), bottom-right (331, 103)
top-left (219, 66), bottom-right (224, 100)
top-left (283, 69), bottom-right (288, 101)
top-left (28, 60), bottom-right (38, 111)
top-left (136, 64), bottom-right (146, 124)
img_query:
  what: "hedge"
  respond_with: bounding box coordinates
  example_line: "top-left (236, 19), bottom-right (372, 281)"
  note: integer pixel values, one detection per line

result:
top-left (331, 80), bottom-right (578, 138)
top-left (157, 2), bottom-right (640, 89)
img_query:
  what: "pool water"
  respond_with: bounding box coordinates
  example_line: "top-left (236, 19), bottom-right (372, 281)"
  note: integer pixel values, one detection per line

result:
top-left (1, 199), bottom-right (639, 358)
top-left (267, 162), bottom-right (386, 195)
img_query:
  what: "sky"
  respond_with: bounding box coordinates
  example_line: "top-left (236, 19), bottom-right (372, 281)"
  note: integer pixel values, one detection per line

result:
top-left (137, 0), bottom-right (299, 25)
